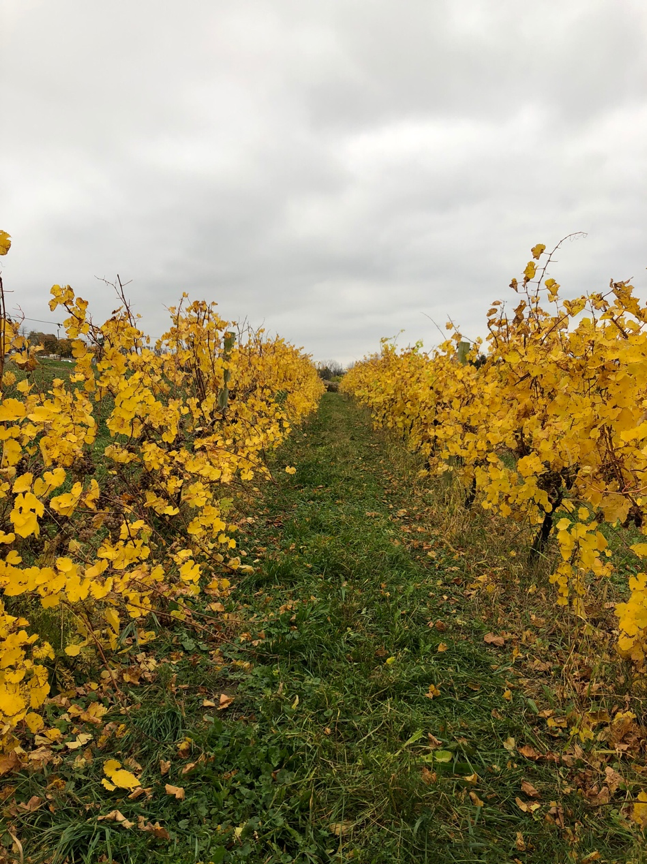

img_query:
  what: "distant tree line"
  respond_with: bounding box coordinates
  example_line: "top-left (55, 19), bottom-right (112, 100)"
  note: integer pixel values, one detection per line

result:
top-left (315, 360), bottom-right (346, 381)
top-left (28, 330), bottom-right (74, 357)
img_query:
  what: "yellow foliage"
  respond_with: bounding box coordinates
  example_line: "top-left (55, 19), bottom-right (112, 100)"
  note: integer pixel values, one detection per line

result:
top-left (342, 242), bottom-right (647, 666)
top-left (0, 251), bottom-right (324, 750)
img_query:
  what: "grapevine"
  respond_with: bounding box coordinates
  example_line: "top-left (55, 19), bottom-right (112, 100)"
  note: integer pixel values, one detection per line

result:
top-left (342, 239), bottom-right (647, 667)
top-left (0, 231), bottom-right (324, 749)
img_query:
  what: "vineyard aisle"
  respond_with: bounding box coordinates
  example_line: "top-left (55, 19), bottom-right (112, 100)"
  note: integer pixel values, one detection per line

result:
top-left (19, 393), bottom-right (638, 864)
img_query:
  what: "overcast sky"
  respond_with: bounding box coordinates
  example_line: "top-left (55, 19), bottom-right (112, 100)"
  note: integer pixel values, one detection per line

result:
top-left (2, 0), bottom-right (646, 364)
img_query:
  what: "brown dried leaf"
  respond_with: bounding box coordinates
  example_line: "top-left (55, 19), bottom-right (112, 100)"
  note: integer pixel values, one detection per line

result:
top-left (165, 783), bottom-right (185, 800)
top-left (604, 766), bottom-right (623, 794)
top-left (520, 780), bottom-right (540, 798)
top-left (515, 797), bottom-right (540, 814)
top-left (517, 745), bottom-right (541, 760)
top-left (138, 815), bottom-right (171, 839)
top-left (484, 633), bottom-right (505, 647)
top-left (218, 694), bottom-right (234, 710)
top-left (18, 795), bottom-right (43, 813)
top-left (97, 810), bottom-right (134, 829)
top-left (128, 786), bottom-right (152, 801)
top-left (0, 752), bottom-right (21, 777)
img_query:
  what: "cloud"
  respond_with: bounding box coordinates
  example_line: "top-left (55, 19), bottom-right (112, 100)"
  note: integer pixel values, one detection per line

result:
top-left (2, 0), bottom-right (646, 363)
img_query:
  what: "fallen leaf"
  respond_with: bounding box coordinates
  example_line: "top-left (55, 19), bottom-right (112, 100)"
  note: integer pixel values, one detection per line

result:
top-left (0, 752), bottom-right (21, 776)
top-left (138, 816), bottom-right (171, 839)
top-left (515, 797), bottom-right (540, 814)
top-left (580, 853), bottom-right (601, 863)
top-left (202, 699), bottom-right (216, 708)
top-left (165, 783), bottom-right (185, 800)
top-left (517, 745), bottom-right (541, 760)
top-left (177, 737), bottom-right (192, 757)
top-left (469, 791), bottom-right (484, 807)
top-left (65, 732), bottom-right (93, 750)
top-left (604, 766), bottom-right (623, 794)
top-left (421, 767), bottom-right (436, 784)
top-left (484, 633), bottom-right (505, 647)
top-left (521, 780), bottom-right (540, 798)
top-left (437, 643), bottom-right (448, 653)
top-left (98, 810), bottom-right (134, 829)
top-left (160, 759), bottom-right (171, 775)
top-left (589, 786), bottom-right (610, 806)
top-left (515, 831), bottom-right (526, 851)
top-left (503, 689), bottom-right (512, 701)
top-left (218, 694), bottom-right (234, 710)
top-left (64, 643), bottom-right (83, 657)
top-left (503, 737), bottom-right (516, 753)
top-left (128, 787), bottom-right (152, 800)
top-left (631, 791), bottom-right (647, 828)
top-left (427, 733), bottom-right (442, 748)
top-left (433, 750), bottom-right (453, 763)
top-left (329, 821), bottom-right (353, 837)
top-left (103, 760), bottom-right (141, 790)
top-left (18, 795), bottom-right (43, 813)
top-left (425, 684), bottom-right (441, 699)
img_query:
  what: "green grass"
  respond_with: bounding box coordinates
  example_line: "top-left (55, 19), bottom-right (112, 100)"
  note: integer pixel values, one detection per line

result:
top-left (2, 394), bottom-right (645, 864)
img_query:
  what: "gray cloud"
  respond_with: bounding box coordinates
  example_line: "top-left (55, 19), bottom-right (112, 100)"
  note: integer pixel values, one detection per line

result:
top-left (2, 0), bottom-right (646, 363)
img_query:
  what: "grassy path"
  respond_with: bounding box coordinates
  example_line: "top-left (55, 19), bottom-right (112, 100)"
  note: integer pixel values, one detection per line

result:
top-left (18, 394), bottom-right (638, 864)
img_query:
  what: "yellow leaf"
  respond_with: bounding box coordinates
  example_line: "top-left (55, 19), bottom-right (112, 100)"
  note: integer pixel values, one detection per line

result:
top-left (285, 466), bottom-right (296, 475)
top-left (631, 791), bottom-right (647, 828)
top-left (65, 644), bottom-right (83, 657)
top-left (109, 769), bottom-right (141, 790)
top-left (437, 643), bottom-right (448, 653)
top-left (104, 608), bottom-right (120, 634)
top-left (25, 712), bottom-right (44, 733)
top-left (530, 243), bottom-right (546, 260)
top-left (101, 778), bottom-right (117, 791)
top-left (104, 759), bottom-right (122, 777)
top-left (0, 688), bottom-right (26, 717)
top-left (0, 230), bottom-right (10, 254)
top-left (0, 399), bottom-right (26, 422)
top-left (12, 473), bottom-right (34, 493)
